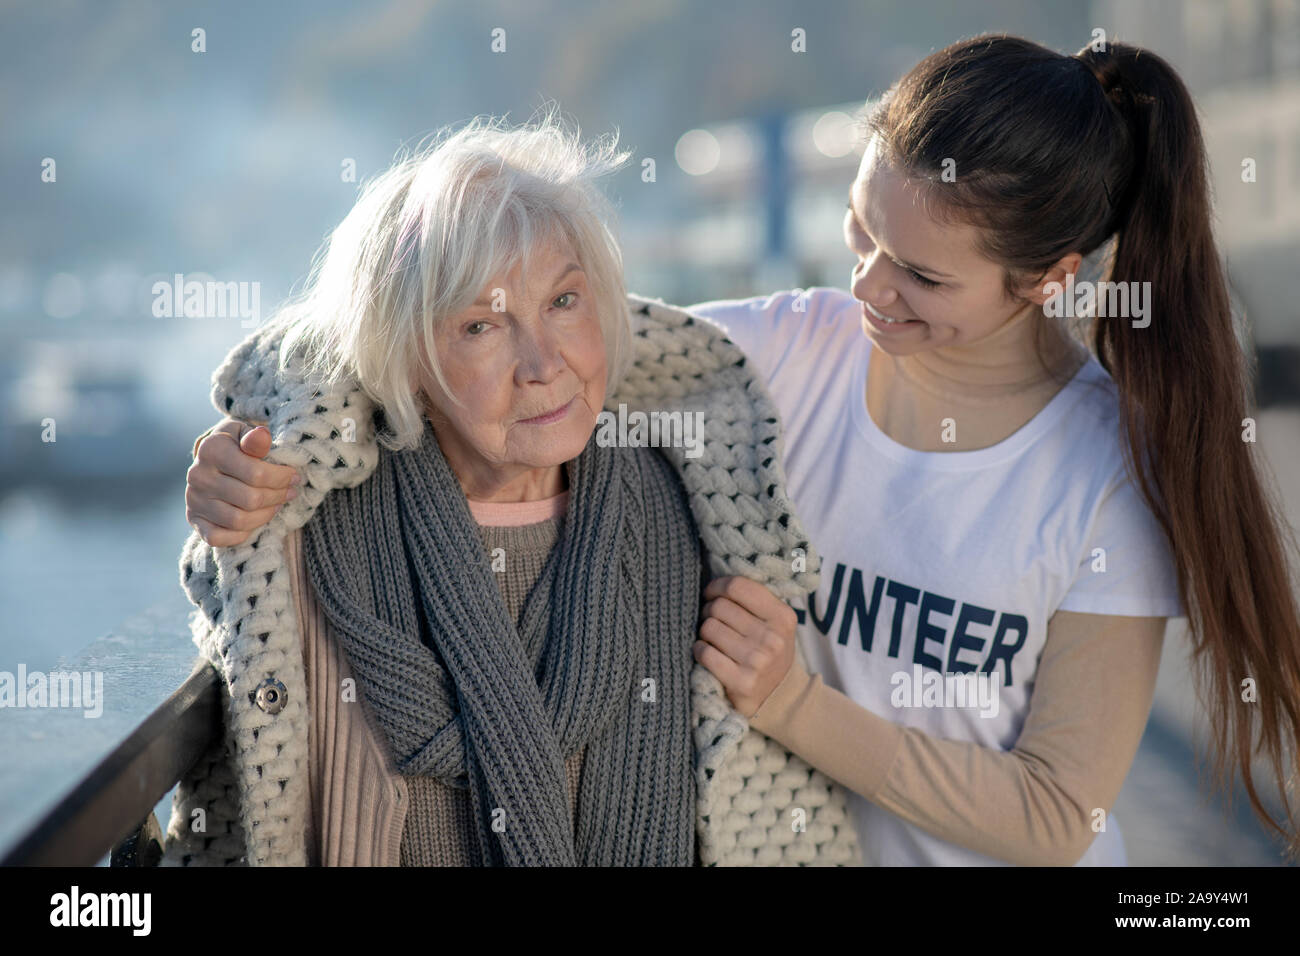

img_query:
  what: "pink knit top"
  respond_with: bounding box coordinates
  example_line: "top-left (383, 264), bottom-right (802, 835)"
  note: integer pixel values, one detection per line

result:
top-left (465, 490), bottom-right (569, 526)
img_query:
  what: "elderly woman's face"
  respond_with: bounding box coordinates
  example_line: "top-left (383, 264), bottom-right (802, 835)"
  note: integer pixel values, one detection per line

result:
top-left (421, 237), bottom-right (608, 484)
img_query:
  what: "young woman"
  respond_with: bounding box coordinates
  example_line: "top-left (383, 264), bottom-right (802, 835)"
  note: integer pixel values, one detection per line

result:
top-left (187, 35), bottom-right (1300, 865)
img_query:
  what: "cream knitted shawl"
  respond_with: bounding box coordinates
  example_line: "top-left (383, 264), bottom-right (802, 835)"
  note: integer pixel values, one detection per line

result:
top-left (161, 293), bottom-right (862, 867)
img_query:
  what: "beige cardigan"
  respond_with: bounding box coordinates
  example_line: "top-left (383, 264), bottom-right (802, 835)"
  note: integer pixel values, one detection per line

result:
top-left (285, 526), bottom-right (583, 866)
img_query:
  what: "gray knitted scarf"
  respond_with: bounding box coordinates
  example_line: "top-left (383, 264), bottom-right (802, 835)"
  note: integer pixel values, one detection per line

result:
top-left (301, 414), bottom-right (700, 866)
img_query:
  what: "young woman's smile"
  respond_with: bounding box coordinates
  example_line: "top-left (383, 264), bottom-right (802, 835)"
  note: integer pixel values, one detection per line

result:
top-left (860, 298), bottom-right (924, 334)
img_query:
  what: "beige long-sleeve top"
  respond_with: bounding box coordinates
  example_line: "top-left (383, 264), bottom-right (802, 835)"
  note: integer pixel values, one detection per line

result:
top-left (749, 610), bottom-right (1165, 866)
top-left (744, 334), bottom-right (1169, 866)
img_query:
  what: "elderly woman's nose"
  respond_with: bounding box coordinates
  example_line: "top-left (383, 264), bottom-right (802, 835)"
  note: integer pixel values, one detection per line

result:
top-left (514, 322), bottom-right (566, 382)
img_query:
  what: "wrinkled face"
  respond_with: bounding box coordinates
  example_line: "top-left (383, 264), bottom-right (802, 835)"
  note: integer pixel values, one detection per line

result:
top-left (843, 135), bottom-right (1038, 355)
top-left (419, 235), bottom-right (607, 481)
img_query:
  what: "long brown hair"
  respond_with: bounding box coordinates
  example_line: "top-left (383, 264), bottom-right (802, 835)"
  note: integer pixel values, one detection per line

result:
top-left (864, 33), bottom-right (1300, 856)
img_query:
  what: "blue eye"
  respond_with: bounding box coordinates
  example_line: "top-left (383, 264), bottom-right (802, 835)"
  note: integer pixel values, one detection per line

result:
top-left (553, 292), bottom-right (576, 309)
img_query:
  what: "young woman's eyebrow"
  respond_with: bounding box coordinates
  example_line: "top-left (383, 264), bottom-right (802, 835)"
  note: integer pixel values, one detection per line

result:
top-left (847, 191), bottom-right (953, 280)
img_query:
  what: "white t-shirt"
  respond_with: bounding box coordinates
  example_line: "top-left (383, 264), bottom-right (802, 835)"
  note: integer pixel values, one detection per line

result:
top-left (689, 287), bottom-right (1183, 867)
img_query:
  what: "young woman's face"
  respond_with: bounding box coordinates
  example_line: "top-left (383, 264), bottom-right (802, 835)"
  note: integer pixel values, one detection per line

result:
top-left (843, 135), bottom-right (1039, 355)
top-left (420, 235), bottom-right (607, 483)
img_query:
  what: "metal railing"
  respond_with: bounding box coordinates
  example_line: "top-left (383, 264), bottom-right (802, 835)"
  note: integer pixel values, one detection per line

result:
top-left (0, 660), bottom-right (221, 866)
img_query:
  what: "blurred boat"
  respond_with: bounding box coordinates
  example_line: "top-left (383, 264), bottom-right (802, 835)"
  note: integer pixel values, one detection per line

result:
top-left (0, 336), bottom-right (189, 497)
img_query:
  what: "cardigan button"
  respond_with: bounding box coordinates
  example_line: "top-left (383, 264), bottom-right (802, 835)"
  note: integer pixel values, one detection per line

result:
top-left (254, 677), bottom-right (287, 714)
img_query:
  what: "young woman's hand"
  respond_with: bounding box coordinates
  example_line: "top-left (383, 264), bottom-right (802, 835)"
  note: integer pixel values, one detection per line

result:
top-left (185, 417), bottom-right (301, 547)
top-left (694, 576), bottom-right (799, 718)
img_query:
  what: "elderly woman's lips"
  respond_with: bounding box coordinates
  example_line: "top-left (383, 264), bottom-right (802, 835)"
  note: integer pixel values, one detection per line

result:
top-left (519, 398), bottom-right (573, 425)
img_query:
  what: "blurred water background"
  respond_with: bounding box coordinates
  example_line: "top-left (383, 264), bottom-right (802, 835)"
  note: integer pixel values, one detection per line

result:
top-left (1, 0), bottom-right (1298, 864)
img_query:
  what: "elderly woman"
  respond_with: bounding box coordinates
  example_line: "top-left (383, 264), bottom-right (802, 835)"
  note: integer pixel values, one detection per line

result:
top-left (165, 113), bottom-right (858, 867)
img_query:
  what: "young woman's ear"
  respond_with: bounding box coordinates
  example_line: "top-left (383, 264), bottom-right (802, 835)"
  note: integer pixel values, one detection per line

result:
top-left (1021, 251), bottom-right (1084, 306)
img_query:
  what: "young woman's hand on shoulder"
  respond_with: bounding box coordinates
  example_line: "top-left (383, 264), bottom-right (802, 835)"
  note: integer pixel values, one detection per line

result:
top-left (695, 576), bottom-right (800, 717)
top-left (186, 417), bottom-right (301, 547)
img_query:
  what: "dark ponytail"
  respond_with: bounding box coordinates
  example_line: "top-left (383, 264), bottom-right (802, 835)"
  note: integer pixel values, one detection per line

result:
top-left (867, 34), bottom-right (1300, 856)
top-left (1075, 41), bottom-right (1300, 855)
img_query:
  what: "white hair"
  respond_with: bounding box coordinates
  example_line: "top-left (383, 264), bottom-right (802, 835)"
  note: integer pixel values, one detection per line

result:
top-left (274, 107), bottom-right (634, 452)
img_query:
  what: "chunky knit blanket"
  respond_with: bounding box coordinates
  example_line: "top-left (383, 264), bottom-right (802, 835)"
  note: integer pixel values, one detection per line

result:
top-left (161, 292), bottom-right (862, 867)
